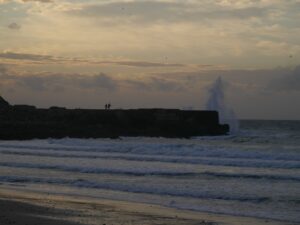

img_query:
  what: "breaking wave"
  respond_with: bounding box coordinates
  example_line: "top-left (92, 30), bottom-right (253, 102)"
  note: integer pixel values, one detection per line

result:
top-left (0, 161), bottom-right (299, 181)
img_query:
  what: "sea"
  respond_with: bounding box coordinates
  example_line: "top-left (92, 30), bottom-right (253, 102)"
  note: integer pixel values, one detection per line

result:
top-left (0, 120), bottom-right (299, 223)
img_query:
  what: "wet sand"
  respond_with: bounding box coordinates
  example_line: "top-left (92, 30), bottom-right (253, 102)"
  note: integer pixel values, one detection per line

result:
top-left (0, 188), bottom-right (295, 225)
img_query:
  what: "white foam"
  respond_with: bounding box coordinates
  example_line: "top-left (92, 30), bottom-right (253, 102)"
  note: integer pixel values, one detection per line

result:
top-left (205, 77), bottom-right (239, 134)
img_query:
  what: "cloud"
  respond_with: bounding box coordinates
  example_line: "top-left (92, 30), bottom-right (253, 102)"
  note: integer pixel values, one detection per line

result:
top-left (0, 52), bottom-right (53, 61)
top-left (124, 79), bottom-right (151, 91)
top-left (0, 63), bottom-right (187, 93)
top-left (152, 65), bottom-right (300, 93)
top-left (72, 73), bottom-right (117, 90)
top-left (0, 0), bottom-right (53, 3)
top-left (269, 66), bottom-right (300, 91)
top-left (17, 73), bottom-right (117, 92)
top-left (0, 52), bottom-right (184, 67)
top-left (66, 1), bottom-right (269, 25)
top-left (0, 64), bottom-right (118, 92)
top-left (14, 73), bottom-right (183, 93)
top-left (148, 77), bottom-right (185, 92)
top-left (20, 0), bottom-right (53, 2)
top-left (0, 64), bottom-right (7, 75)
top-left (125, 77), bottom-right (185, 92)
top-left (17, 75), bottom-right (49, 91)
top-left (109, 61), bottom-right (184, 68)
top-left (2, 60), bottom-right (299, 98)
top-left (8, 22), bottom-right (21, 30)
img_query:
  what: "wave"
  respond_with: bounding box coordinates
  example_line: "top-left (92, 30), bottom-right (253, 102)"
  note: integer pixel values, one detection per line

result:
top-left (0, 175), bottom-right (273, 203)
top-left (0, 161), bottom-right (195, 176)
top-left (1, 149), bottom-right (299, 169)
top-left (0, 161), bottom-right (299, 181)
top-left (201, 171), bottom-right (300, 181)
top-left (0, 139), bottom-right (300, 161)
top-left (0, 174), bottom-right (299, 223)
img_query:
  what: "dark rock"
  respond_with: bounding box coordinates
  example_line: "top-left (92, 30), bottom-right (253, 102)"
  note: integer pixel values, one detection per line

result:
top-left (13, 105), bottom-right (36, 111)
top-left (0, 96), bottom-right (10, 108)
top-left (0, 98), bottom-right (229, 139)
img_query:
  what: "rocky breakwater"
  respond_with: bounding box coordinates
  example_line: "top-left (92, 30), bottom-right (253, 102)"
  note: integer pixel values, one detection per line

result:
top-left (0, 96), bottom-right (229, 139)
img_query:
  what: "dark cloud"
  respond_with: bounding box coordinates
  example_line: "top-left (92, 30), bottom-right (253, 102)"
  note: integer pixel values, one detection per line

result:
top-left (152, 65), bottom-right (300, 93)
top-left (109, 61), bottom-right (184, 68)
top-left (8, 22), bottom-right (21, 30)
top-left (124, 79), bottom-right (151, 91)
top-left (0, 64), bottom-right (7, 75)
top-left (0, 64), bottom-right (185, 93)
top-left (0, 52), bottom-right (53, 61)
top-left (17, 73), bottom-right (117, 92)
top-left (0, 65), bottom-right (118, 92)
top-left (149, 77), bottom-right (184, 92)
top-left (66, 1), bottom-right (268, 24)
top-left (1, 71), bottom-right (64, 92)
top-left (15, 73), bottom-right (182, 93)
top-left (269, 66), bottom-right (300, 91)
top-left (17, 75), bottom-right (49, 91)
top-left (0, 52), bottom-right (184, 67)
top-left (72, 73), bottom-right (117, 90)
top-left (125, 77), bottom-right (185, 92)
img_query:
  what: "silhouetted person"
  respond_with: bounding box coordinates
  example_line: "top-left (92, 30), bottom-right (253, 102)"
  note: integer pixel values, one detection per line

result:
top-left (105, 104), bottom-right (108, 110)
top-left (108, 103), bottom-right (111, 109)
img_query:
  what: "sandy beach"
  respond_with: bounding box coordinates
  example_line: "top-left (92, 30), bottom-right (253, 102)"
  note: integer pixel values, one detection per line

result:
top-left (0, 187), bottom-right (296, 225)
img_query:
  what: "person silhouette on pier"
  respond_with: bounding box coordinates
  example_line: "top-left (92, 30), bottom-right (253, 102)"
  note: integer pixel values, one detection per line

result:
top-left (105, 103), bottom-right (111, 110)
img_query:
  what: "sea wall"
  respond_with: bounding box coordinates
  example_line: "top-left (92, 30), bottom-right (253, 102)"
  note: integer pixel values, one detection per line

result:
top-left (0, 105), bottom-right (229, 139)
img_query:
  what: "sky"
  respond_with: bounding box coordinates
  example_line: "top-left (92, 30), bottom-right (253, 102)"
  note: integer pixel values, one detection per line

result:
top-left (0, 0), bottom-right (299, 120)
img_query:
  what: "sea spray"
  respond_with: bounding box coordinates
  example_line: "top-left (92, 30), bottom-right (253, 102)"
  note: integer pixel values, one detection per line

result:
top-left (206, 77), bottom-right (239, 134)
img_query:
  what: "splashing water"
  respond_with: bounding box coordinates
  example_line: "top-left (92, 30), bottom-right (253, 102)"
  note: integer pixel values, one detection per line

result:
top-left (206, 77), bottom-right (239, 134)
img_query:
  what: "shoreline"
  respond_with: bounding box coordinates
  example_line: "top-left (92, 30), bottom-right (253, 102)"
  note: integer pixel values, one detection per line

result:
top-left (0, 187), bottom-right (294, 225)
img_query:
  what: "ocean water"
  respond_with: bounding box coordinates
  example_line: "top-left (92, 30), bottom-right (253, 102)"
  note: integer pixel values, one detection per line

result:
top-left (0, 120), bottom-right (299, 223)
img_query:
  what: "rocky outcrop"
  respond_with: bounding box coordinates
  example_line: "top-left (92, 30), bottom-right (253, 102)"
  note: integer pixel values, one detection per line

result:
top-left (0, 96), bottom-right (10, 108)
top-left (0, 97), bottom-right (229, 139)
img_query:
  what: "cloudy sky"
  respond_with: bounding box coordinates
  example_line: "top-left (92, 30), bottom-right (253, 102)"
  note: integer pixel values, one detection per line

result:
top-left (0, 0), bottom-right (299, 120)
